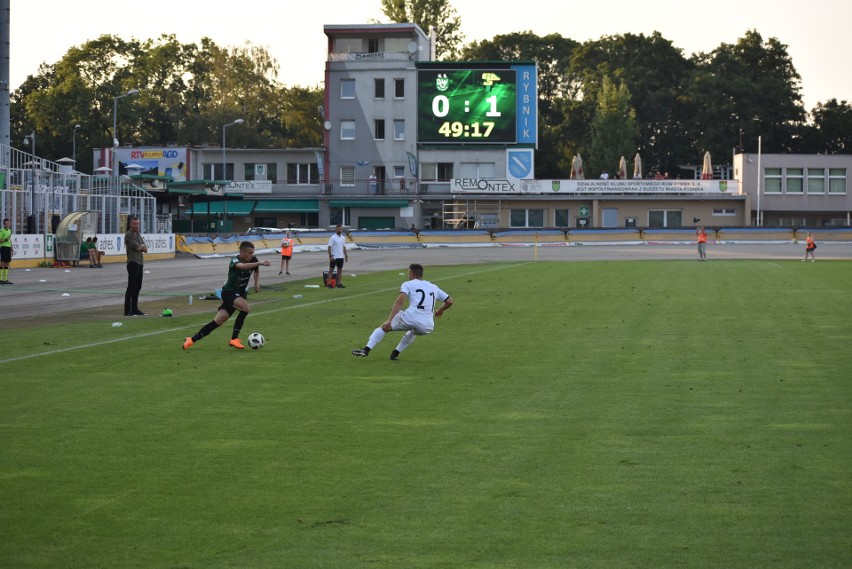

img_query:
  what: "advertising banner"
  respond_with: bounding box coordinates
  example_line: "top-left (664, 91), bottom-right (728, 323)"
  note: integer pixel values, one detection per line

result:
top-left (112, 147), bottom-right (189, 181)
top-left (10, 234), bottom-right (47, 259)
top-left (520, 179), bottom-right (739, 195)
top-left (452, 178), bottom-right (738, 194)
top-left (224, 181), bottom-right (273, 195)
top-left (9, 233), bottom-right (175, 260)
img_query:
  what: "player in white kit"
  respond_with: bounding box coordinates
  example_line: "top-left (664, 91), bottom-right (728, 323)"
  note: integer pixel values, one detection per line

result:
top-left (352, 263), bottom-right (454, 360)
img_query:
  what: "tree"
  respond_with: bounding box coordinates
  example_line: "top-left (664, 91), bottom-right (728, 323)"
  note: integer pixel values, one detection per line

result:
top-left (568, 32), bottom-right (693, 177)
top-left (802, 99), bottom-right (852, 153)
top-left (11, 35), bottom-right (324, 171)
top-left (381, 0), bottom-right (464, 60)
top-left (460, 32), bottom-right (580, 178)
top-left (683, 30), bottom-right (806, 160)
top-left (277, 86), bottom-right (324, 148)
top-left (588, 77), bottom-right (638, 177)
top-left (15, 35), bottom-right (141, 172)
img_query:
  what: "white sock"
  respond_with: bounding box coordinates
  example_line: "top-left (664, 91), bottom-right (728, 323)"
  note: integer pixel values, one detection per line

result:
top-left (396, 331), bottom-right (416, 353)
top-left (366, 327), bottom-right (386, 349)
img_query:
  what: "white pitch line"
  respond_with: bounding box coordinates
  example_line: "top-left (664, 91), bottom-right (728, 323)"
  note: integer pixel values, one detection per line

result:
top-left (0, 263), bottom-right (522, 364)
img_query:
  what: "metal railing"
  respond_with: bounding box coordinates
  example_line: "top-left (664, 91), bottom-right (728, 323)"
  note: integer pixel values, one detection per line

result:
top-left (0, 143), bottom-right (156, 235)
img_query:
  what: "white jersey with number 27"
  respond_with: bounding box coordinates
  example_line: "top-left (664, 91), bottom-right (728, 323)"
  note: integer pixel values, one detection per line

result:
top-left (397, 278), bottom-right (449, 334)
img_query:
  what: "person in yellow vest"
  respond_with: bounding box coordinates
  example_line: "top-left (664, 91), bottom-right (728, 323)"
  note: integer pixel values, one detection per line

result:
top-left (278, 231), bottom-right (294, 275)
top-left (0, 218), bottom-right (13, 284)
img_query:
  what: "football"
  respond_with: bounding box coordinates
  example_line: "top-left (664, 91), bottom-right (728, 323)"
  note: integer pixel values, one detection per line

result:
top-left (247, 332), bottom-right (265, 350)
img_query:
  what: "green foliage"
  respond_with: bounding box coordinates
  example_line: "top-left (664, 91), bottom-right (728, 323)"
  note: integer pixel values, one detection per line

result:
top-left (11, 35), bottom-right (323, 171)
top-left (381, 0), bottom-right (465, 60)
top-left (1, 260), bottom-right (851, 568)
top-left (588, 77), bottom-right (638, 177)
top-left (805, 98), bottom-right (852, 153)
top-left (683, 30), bottom-right (806, 157)
top-left (569, 32), bottom-right (695, 175)
top-left (10, 24), bottom-right (844, 176)
top-left (461, 32), bottom-right (581, 178)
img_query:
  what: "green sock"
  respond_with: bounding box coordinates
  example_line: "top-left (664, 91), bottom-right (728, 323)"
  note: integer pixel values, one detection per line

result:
top-left (1, 268), bottom-right (6, 280)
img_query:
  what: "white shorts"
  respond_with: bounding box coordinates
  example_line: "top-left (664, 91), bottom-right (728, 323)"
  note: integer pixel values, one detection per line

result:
top-left (391, 312), bottom-right (433, 336)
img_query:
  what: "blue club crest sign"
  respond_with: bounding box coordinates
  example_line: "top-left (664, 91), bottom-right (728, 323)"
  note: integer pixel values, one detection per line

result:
top-left (507, 149), bottom-right (533, 179)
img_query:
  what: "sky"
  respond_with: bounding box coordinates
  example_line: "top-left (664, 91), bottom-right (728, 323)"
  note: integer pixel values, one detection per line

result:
top-left (9, 0), bottom-right (852, 112)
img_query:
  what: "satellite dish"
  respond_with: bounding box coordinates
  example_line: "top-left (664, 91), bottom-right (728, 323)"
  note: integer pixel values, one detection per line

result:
top-left (407, 41), bottom-right (417, 54)
top-left (324, 121), bottom-right (332, 131)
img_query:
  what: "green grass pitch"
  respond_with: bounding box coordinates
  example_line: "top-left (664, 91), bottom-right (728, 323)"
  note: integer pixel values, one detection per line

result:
top-left (1, 260), bottom-right (850, 568)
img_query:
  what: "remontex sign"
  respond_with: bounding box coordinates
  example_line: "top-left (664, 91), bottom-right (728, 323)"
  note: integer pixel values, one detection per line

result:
top-left (452, 179), bottom-right (517, 193)
top-left (225, 180), bottom-right (273, 194)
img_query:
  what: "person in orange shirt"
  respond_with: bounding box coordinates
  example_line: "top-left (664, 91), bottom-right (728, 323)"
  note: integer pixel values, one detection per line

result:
top-left (803, 231), bottom-right (816, 262)
top-left (696, 226), bottom-right (708, 261)
top-left (278, 231), bottom-right (294, 275)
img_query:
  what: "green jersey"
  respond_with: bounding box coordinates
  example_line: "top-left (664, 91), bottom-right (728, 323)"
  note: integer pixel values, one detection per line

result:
top-left (223, 255), bottom-right (257, 293)
top-left (0, 227), bottom-right (11, 248)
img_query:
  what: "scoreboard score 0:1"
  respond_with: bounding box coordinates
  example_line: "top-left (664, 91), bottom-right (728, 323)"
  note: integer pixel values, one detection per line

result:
top-left (417, 68), bottom-right (517, 144)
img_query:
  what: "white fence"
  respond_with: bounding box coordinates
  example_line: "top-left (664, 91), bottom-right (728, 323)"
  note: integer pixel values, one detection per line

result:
top-left (0, 143), bottom-right (156, 235)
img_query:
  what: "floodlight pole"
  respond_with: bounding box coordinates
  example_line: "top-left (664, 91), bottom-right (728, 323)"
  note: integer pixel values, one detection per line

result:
top-left (72, 124), bottom-right (81, 170)
top-left (222, 119), bottom-right (244, 228)
top-left (112, 89), bottom-right (140, 192)
top-left (24, 131), bottom-right (36, 233)
top-left (756, 136), bottom-right (762, 227)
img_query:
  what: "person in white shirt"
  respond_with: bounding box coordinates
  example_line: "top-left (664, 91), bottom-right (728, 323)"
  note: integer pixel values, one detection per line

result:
top-left (327, 224), bottom-right (349, 288)
top-left (352, 263), bottom-right (453, 360)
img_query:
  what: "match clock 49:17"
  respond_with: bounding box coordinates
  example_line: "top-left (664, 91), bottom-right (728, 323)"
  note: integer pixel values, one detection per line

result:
top-left (417, 69), bottom-right (517, 144)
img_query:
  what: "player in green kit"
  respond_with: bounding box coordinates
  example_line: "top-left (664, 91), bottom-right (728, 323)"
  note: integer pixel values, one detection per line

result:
top-left (183, 241), bottom-right (270, 350)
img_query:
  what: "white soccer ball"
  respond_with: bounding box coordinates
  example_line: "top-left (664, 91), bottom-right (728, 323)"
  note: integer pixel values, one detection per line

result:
top-left (247, 332), bottom-right (265, 350)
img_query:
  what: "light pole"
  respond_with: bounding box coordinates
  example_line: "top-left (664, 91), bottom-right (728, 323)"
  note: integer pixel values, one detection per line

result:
top-left (756, 135), bottom-right (762, 227)
top-left (23, 131), bottom-right (36, 233)
top-left (222, 119), bottom-right (244, 181)
top-left (221, 119), bottom-right (244, 230)
top-left (112, 89), bottom-right (139, 186)
top-left (72, 124), bottom-right (81, 170)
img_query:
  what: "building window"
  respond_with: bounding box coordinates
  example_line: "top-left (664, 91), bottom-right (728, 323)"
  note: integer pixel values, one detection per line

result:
top-left (244, 163), bottom-right (256, 181)
top-left (807, 168), bottom-right (825, 194)
top-left (334, 38), bottom-right (363, 53)
top-left (786, 168), bottom-right (804, 193)
top-left (341, 79), bottom-right (355, 99)
top-left (368, 38), bottom-right (379, 53)
top-left (555, 209), bottom-right (570, 226)
top-left (330, 207), bottom-right (352, 227)
top-left (764, 167), bottom-right (782, 194)
top-left (393, 165), bottom-right (405, 178)
top-left (205, 163), bottom-right (238, 181)
top-left (287, 163), bottom-right (318, 185)
top-left (340, 120), bottom-right (355, 140)
top-left (460, 162), bottom-right (496, 179)
top-left (394, 78), bottom-right (405, 99)
top-left (510, 209), bottom-right (544, 228)
top-left (394, 120), bottom-right (405, 141)
top-left (267, 163), bottom-right (277, 183)
top-left (374, 78), bottom-right (385, 99)
top-left (374, 119), bottom-right (385, 140)
top-left (829, 168), bottom-right (847, 194)
top-left (340, 165), bottom-right (355, 186)
top-left (648, 210), bottom-right (682, 228)
top-left (712, 208), bottom-right (737, 216)
top-left (204, 163), bottom-right (231, 180)
top-left (421, 162), bottom-right (453, 181)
